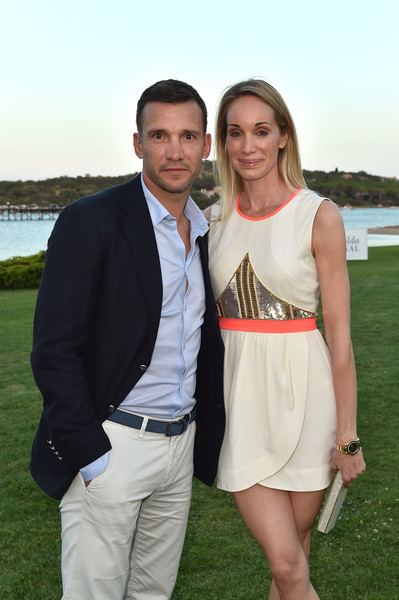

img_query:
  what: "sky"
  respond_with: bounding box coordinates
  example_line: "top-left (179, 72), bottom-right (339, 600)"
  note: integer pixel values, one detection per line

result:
top-left (1, 0), bottom-right (398, 181)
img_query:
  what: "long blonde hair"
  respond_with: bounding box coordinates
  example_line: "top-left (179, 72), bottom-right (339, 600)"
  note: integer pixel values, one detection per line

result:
top-left (214, 79), bottom-right (306, 219)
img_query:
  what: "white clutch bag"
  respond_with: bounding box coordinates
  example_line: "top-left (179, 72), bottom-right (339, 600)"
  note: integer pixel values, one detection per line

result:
top-left (317, 471), bottom-right (348, 534)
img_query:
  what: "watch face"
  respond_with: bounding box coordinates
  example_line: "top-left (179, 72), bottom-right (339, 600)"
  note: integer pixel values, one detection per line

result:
top-left (347, 440), bottom-right (360, 455)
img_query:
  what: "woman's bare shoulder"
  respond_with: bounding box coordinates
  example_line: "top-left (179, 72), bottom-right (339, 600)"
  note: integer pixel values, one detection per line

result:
top-left (315, 198), bottom-right (343, 229)
top-left (313, 199), bottom-right (346, 257)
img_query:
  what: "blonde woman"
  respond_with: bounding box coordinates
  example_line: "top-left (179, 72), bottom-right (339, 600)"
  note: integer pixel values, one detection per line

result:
top-left (208, 79), bottom-right (365, 600)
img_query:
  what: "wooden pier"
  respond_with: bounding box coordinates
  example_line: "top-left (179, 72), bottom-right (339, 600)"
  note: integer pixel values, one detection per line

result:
top-left (0, 206), bottom-right (62, 221)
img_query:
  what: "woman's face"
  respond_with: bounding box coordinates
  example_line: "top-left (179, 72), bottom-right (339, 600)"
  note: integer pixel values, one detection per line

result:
top-left (225, 95), bottom-right (287, 183)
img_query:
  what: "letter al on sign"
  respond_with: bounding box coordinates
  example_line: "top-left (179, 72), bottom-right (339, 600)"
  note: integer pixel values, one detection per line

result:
top-left (346, 228), bottom-right (368, 260)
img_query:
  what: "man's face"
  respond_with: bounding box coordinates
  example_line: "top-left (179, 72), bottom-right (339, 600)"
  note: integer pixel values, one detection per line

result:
top-left (134, 101), bottom-right (211, 203)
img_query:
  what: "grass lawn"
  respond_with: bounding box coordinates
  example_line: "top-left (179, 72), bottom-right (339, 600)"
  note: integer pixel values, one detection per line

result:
top-left (0, 246), bottom-right (398, 599)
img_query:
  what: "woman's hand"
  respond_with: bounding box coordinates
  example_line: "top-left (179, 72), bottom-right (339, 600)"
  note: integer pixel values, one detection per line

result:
top-left (331, 449), bottom-right (366, 487)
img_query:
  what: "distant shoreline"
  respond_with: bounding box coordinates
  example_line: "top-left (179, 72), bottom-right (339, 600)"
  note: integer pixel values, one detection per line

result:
top-left (368, 225), bottom-right (399, 235)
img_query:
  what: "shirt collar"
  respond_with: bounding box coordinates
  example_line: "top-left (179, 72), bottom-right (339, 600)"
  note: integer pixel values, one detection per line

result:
top-left (141, 174), bottom-right (208, 237)
top-left (141, 174), bottom-right (169, 226)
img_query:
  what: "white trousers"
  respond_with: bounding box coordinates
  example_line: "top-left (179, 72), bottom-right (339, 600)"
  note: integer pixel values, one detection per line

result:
top-left (59, 419), bottom-right (195, 600)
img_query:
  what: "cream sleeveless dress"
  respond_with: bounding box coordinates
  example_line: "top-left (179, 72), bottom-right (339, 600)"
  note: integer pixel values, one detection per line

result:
top-left (209, 189), bottom-right (337, 492)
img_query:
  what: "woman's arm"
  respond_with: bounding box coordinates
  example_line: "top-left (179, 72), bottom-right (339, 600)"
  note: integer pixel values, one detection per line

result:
top-left (313, 200), bottom-right (366, 485)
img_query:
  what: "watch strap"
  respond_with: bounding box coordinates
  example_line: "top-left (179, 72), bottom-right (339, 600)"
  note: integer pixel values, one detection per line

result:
top-left (335, 438), bottom-right (361, 455)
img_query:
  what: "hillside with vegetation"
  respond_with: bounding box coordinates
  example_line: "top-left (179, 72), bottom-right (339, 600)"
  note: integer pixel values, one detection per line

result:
top-left (303, 168), bottom-right (399, 207)
top-left (0, 162), bottom-right (398, 209)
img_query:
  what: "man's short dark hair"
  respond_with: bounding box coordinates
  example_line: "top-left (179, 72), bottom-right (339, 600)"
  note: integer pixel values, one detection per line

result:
top-left (136, 79), bottom-right (207, 134)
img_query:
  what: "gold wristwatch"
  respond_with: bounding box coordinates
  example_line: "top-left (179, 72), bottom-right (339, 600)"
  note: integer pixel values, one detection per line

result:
top-left (335, 438), bottom-right (361, 455)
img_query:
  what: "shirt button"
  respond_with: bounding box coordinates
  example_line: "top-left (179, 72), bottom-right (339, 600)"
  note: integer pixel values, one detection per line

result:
top-left (108, 404), bottom-right (115, 413)
top-left (139, 364), bottom-right (148, 372)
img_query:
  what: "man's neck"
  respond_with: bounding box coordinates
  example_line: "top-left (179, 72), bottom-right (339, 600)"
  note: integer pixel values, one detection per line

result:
top-left (142, 175), bottom-right (189, 220)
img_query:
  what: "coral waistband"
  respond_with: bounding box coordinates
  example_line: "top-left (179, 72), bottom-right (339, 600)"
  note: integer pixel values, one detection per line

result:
top-left (219, 317), bottom-right (317, 333)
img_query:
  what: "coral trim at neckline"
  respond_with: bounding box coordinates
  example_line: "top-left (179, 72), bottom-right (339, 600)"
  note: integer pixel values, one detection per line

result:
top-left (236, 188), bottom-right (303, 221)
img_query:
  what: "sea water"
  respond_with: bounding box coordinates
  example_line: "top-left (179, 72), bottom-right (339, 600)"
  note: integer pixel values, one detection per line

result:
top-left (0, 207), bottom-right (398, 260)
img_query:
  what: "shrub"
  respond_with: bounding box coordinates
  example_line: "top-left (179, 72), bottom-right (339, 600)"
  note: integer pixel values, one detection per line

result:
top-left (0, 251), bottom-right (45, 289)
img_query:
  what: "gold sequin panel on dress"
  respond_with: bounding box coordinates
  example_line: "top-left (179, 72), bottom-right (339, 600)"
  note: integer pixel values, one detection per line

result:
top-left (216, 253), bottom-right (316, 320)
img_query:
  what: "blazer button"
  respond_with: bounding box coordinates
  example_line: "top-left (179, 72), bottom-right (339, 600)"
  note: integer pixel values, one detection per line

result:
top-left (108, 404), bottom-right (116, 413)
top-left (139, 364), bottom-right (148, 372)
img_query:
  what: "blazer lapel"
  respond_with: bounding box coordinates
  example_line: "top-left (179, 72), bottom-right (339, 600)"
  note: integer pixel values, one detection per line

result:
top-left (198, 233), bottom-right (217, 319)
top-left (118, 176), bottom-right (162, 348)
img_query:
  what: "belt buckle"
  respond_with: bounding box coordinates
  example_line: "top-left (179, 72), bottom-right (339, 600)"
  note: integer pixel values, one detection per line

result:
top-left (165, 418), bottom-right (186, 437)
top-left (165, 421), bottom-right (175, 436)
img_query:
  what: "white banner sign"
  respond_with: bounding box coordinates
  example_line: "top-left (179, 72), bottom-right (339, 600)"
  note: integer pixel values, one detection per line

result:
top-left (346, 228), bottom-right (368, 260)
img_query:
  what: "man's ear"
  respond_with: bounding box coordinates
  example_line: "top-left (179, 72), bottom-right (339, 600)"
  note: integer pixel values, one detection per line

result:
top-left (133, 132), bottom-right (143, 158)
top-left (202, 133), bottom-right (212, 159)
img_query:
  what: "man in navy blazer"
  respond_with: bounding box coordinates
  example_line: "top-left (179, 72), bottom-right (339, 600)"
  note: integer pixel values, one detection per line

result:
top-left (30, 79), bottom-right (225, 600)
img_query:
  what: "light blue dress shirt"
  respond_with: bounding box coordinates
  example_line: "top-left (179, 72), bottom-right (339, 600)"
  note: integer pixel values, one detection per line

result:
top-left (121, 176), bottom-right (208, 417)
top-left (80, 176), bottom-right (208, 481)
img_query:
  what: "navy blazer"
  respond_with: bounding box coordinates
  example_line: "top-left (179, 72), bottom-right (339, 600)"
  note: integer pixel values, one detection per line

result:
top-left (30, 175), bottom-right (225, 500)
